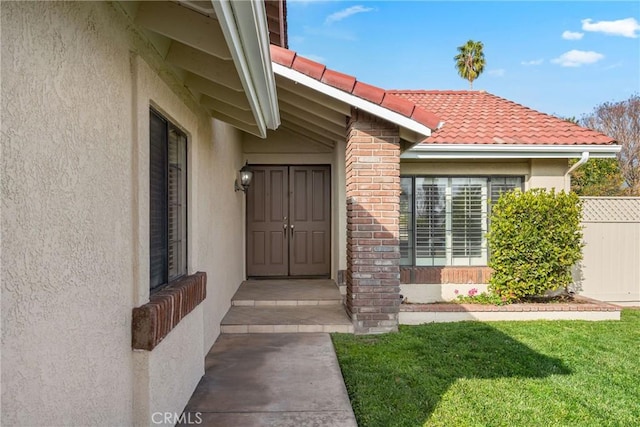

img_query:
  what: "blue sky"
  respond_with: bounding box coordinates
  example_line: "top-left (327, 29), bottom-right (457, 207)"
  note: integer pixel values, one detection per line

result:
top-left (286, 1), bottom-right (640, 119)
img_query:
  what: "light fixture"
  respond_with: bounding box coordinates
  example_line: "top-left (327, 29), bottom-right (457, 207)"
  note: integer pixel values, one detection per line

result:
top-left (235, 162), bottom-right (253, 192)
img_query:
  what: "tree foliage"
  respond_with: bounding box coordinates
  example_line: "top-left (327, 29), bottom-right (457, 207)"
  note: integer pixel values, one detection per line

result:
top-left (487, 189), bottom-right (583, 303)
top-left (570, 158), bottom-right (625, 196)
top-left (581, 94), bottom-right (640, 195)
top-left (454, 40), bottom-right (485, 90)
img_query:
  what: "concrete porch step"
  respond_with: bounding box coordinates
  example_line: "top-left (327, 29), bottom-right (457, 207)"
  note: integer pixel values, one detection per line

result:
top-left (221, 305), bottom-right (354, 334)
top-left (232, 279), bottom-right (343, 306)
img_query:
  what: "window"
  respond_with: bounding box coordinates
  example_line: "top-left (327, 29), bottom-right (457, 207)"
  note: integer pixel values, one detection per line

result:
top-left (149, 109), bottom-right (187, 289)
top-left (400, 176), bottom-right (522, 266)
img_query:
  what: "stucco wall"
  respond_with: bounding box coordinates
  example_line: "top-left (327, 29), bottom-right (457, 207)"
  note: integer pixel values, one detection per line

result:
top-left (2, 2), bottom-right (245, 425)
top-left (400, 158), bottom-right (569, 192)
top-left (2, 2), bottom-right (135, 425)
top-left (529, 158), bottom-right (569, 191)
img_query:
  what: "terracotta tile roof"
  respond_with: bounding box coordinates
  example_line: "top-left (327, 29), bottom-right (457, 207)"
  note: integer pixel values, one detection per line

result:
top-left (390, 90), bottom-right (615, 145)
top-left (270, 45), bottom-right (441, 130)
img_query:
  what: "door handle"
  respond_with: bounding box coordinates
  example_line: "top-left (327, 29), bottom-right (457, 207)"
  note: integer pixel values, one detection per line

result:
top-left (290, 224), bottom-right (294, 239)
top-left (283, 222), bottom-right (288, 237)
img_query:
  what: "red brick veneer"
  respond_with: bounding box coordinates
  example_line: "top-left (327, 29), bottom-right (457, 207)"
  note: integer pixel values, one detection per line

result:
top-left (132, 272), bottom-right (206, 351)
top-left (346, 110), bottom-right (401, 333)
top-left (401, 266), bottom-right (492, 284)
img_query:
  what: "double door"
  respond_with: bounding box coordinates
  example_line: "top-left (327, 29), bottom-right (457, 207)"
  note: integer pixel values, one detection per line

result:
top-left (247, 166), bottom-right (331, 277)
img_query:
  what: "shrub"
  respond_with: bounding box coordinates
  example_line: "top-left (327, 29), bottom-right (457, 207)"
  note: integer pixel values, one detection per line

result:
top-left (487, 189), bottom-right (583, 302)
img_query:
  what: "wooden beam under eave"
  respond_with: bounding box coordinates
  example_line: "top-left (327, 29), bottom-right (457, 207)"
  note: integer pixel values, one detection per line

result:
top-left (210, 110), bottom-right (263, 137)
top-left (166, 41), bottom-right (243, 91)
top-left (278, 91), bottom-right (347, 127)
top-left (279, 120), bottom-right (336, 149)
top-left (201, 95), bottom-right (257, 124)
top-left (279, 101), bottom-right (345, 135)
top-left (186, 73), bottom-right (251, 110)
top-left (135, 1), bottom-right (232, 60)
top-left (275, 75), bottom-right (351, 116)
top-left (280, 112), bottom-right (345, 142)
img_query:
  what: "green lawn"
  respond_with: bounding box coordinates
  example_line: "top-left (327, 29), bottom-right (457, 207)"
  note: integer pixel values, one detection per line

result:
top-left (332, 309), bottom-right (640, 427)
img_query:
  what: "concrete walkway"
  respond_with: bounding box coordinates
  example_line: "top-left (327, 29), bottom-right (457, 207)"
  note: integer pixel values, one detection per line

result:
top-left (181, 333), bottom-right (358, 427)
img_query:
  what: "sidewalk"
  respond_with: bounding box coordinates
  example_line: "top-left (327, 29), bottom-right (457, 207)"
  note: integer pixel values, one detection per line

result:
top-left (181, 333), bottom-right (358, 427)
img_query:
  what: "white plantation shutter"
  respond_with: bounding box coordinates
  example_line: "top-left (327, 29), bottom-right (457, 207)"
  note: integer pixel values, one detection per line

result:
top-left (415, 177), bottom-right (447, 266)
top-left (400, 177), bottom-right (414, 264)
top-left (490, 177), bottom-right (522, 203)
top-left (450, 178), bottom-right (487, 266)
top-left (399, 176), bottom-right (522, 267)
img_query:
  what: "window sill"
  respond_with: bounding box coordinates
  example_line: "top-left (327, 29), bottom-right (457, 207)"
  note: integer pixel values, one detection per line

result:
top-left (132, 272), bottom-right (207, 351)
top-left (400, 266), bottom-right (491, 284)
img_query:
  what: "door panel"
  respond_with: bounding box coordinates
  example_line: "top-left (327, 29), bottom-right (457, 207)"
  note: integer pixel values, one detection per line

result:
top-left (247, 165), bottom-right (330, 277)
top-left (289, 166), bottom-right (331, 276)
top-left (247, 166), bottom-right (288, 276)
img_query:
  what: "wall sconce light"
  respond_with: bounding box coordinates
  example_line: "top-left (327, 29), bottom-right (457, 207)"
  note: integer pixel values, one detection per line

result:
top-left (234, 162), bottom-right (253, 192)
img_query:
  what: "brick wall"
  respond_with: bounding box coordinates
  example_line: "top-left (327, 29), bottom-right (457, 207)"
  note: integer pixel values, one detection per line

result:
top-left (400, 266), bottom-right (492, 284)
top-left (345, 110), bottom-right (401, 334)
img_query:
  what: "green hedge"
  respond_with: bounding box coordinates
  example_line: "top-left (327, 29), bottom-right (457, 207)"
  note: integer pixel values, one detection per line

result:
top-left (487, 189), bottom-right (583, 302)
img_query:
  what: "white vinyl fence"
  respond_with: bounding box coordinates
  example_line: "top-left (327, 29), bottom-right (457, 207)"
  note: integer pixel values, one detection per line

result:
top-left (577, 197), bottom-right (640, 305)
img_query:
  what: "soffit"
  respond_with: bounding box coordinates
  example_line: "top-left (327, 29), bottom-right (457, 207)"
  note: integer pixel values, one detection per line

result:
top-left (119, 1), bottom-right (265, 136)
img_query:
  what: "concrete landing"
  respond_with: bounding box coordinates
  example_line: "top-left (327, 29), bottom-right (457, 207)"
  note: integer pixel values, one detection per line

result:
top-left (181, 333), bottom-right (357, 427)
top-left (232, 279), bottom-right (342, 306)
top-left (221, 305), bottom-right (354, 333)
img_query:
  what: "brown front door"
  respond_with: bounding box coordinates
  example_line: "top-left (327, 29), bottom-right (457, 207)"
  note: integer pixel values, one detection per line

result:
top-left (247, 165), bottom-right (331, 277)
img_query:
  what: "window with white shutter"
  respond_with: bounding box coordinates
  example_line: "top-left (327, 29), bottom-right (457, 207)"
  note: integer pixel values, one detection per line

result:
top-left (400, 176), bottom-right (522, 267)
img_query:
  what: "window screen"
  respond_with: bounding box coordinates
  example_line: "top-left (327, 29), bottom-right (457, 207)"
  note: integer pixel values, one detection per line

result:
top-left (149, 109), bottom-right (187, 290)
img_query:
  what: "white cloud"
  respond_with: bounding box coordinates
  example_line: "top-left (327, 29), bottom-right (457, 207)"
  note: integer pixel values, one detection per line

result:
top-left (604, 61), bottom-right (623, 70)
top-left (325, 5), bottom-right (374, 25)
top-left (488, 69), bottom-right (506, 77)
top-left (551, 50), bottom-right (604, 67)
top-left (581, 17), bottom-right (640, 38)
top-left (562, 30), bottom-right (584, 40)
top-left (521, 59), bottom-right (544, 66)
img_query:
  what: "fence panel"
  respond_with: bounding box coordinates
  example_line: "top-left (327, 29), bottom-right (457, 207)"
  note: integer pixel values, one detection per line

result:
top-left (578, 197), bottom-right (640, 305)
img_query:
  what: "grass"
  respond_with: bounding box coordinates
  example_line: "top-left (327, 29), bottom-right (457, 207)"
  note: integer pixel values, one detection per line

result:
top-left (332, 309), bottom-right (640, 427)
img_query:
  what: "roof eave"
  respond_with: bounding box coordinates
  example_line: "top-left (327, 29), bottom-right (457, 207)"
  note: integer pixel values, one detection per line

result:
top-left (272, 62), bottom-right (435, 144)
top-left (401, 144), bottom-right (621, 160)
top-left (212, 0), bottom-right (280, 138)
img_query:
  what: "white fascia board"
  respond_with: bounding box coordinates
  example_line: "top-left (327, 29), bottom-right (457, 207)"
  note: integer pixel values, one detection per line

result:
top-left (272, 63), bottom-right (434, 142)
top-left (401, 144), bottom-right (621, 159)
top-left (211, 0), bottom-right (280, 138)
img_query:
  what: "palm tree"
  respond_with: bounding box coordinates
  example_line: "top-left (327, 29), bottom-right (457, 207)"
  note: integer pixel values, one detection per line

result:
top-left (454, 40), bottom-right (486, 89)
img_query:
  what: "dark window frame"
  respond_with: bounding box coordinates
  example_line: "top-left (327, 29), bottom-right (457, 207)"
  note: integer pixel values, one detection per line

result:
top-left (149, 108), bottom-right (188, 290)
top-left (400, 175), bottom-right (523, 267)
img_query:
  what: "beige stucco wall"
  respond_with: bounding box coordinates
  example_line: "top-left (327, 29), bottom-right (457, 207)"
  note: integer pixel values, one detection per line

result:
top-left (2, 2), bottom-right (245, 425)
top-left (529, 158), bottom-right (569, 191)
top-left (400, 158), bottom-right (569, 191)
top-left (2, 3), bottom-right (135, 425)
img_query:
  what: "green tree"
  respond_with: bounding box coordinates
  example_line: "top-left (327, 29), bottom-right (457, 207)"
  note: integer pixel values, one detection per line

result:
top-left (570, 158), bottom-right (625, 196)
top-left (581, 94), bottom-right (640, 195)
top-left (561, 116), bottom-right (626, 195)
top-left (454, 40), bottom-right (486, 89)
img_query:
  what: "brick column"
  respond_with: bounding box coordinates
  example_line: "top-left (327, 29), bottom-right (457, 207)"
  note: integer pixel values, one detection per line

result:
top-left (345, 109), bottom-right (401, 334)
